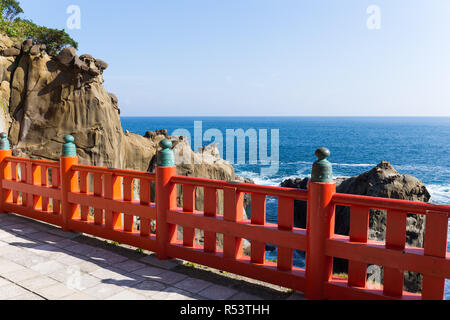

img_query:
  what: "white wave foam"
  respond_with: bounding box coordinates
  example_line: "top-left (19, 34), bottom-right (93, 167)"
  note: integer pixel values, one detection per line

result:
top-left (285, 160), bottom-right (376, 168)
top-left (427, 184), bottom-right (450, 205)
top-left (237, 170), bottom-right (350, 188)
top-left (236, 171), bottom-right (288, 187)
top-left (332, 163), bottom-right (376, 168)
top-left (237, 170), bottom-right (450, 206)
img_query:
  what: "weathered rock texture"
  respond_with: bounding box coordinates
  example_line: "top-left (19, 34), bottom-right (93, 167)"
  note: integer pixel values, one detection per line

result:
top-left (0, 34), bottom-right (243, 182)
top-left (0, 34), bottom-right (250, 241)
top-left (281, 161), bottom-right (431, 293)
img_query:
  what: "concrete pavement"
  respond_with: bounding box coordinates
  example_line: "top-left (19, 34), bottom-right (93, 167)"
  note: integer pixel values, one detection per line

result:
top-left (0, 213), bottom-right (305, 301)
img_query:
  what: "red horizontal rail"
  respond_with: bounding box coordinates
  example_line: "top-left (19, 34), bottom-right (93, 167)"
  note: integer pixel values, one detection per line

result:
top-left (333, 193), bottom-right (450, 216)
top-left (68, 192), bottom-right (156, 220)
top-left (167, 241), bottom-right (306, 293)
top-left (3, 180), bottom-right (61, 200)
top-left (4, 157), bottom-right (60, 169)
top-left (71, 164), bottom-right (156, 181)
top-left (3, 203), bottom-right (62, 227)
top-left (172, 176), bottom-right (308, 200)
top-left (68, 219), bottom-right (157, 253)
top-left (326, 235), bottom-right (450, 279)
top-left (0, 150), bottom-right (448, 300)
top-left (167, 209), bottom-right (307, 251)
top-left (325, 277), bottom-right (422, 300)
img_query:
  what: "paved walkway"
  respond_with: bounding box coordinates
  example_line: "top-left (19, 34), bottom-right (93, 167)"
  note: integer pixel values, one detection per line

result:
top-left (0, 213), bottom-right (305, 300)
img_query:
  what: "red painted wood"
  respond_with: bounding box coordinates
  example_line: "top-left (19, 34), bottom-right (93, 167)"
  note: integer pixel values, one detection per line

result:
top-left (384, 209), bottom-right (407, 297)
top-left (69, 219), bottom-right (157, 253)
top-left (41, 166), bottom-right (49, 212)
top-left (21, 162), bottom-right (28, 206)
top-left (223, 186), bottom-right (244, 260)
top-left (0, 150), bottom-right (12, 212)
top-left (203, 187), bottom-right (217, 253)
top-left (60, 157), bottom-right (79, 232)
top-left (305, 181), bottom-right (336, 300)
top-left (333, 193), bottom-right (450, 216)
top-left (123, 177), bottom-right (134, 232)
top-left (11, 162), bottom-right (18, 204)
top-left (326, 277), bottom-right (421, 300)
top-left (251, 193), bottom-right (267, 264)
top-left (155, 166), bottom-right (177, 260)
top-left (104, 173), bottom-right (122, 230)
top-left (93, 173), bottom-right (103, 225)
top-left (2, 180), bottom-right (61, 199)
top-left (422, 211), bottom-right (449, 300)
top-left (348, 206), bottom-right (370, 288)
top-left (79, 171), bottom-right (89, 221)
top-left (167, 210), bottom-right (307, 251)
top-left (31, 164), bottom-right (42, 210)
top-left (278, 197), bottom-right (294, 271)
top-left (172, 175), bottom-right (308, 200)
top-left (182, 184), bottom-right (196, 247)
top-left (167, 242), bottom-right (306, 293)
top-left (139, 179), bottom-right (151, 237)
top-left (51, 168), bottom-right (61, 215)
top-left (1, 155), bottom-right (449, 300)
top-left (326, 236), bottom-right (450, 279)
top-left (4, 203), bottom-right (63, 227)
top-left (68, 192), bottom-right (156, 220)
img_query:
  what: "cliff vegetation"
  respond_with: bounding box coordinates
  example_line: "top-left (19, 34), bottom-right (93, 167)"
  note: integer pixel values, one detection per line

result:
top-left (0, 0), bottom-right (77, 55)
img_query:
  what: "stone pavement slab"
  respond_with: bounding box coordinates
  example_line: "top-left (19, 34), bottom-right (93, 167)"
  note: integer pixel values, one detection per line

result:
top-left (0, 213), bottom-right (305, 301)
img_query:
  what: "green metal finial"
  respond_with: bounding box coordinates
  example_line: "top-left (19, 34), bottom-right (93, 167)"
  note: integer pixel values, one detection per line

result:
top-left (62, 135), bottom-right (77, 157)
top-left (311, 147), bottom-right (333, 183)
top-left (0, 133), bottom-right (10, 151)
top-left (157, 139), bottom-right (175, 167)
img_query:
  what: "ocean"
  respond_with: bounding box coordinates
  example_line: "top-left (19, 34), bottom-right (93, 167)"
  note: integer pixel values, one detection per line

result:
top-left (121, 116), bottom-right (450, 298)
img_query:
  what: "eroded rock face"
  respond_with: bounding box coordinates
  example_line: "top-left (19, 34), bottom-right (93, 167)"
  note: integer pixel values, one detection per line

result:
top-left (0, 32), bottom-right (252, 256)
top-left (281, 161), bottom-right (431, 293)
top-left (8, 52), bottom-right (126, 167)
top-left (0, 33), bottom-right (250, 210)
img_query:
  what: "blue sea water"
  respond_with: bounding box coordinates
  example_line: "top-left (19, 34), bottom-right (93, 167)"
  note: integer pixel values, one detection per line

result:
top-left (121, 116), bottom-right (450, 298)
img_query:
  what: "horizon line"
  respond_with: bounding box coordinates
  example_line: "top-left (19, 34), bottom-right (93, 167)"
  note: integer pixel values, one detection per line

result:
top-left (120, 115), bottom-right (450, 118)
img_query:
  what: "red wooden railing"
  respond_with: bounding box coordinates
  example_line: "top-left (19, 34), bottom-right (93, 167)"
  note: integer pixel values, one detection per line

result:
top-left (0, 140), bottom-right (448, 300)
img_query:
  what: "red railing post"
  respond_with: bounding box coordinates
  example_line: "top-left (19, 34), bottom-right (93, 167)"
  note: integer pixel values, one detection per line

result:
top-left (60, 135), bottom-right (79, 232)
top-left (305, 148), bottom-right (336, 300)
top-left (156, 139), bottom-right (177, 260)
top-left (0, 133), bottom-right (12, 213)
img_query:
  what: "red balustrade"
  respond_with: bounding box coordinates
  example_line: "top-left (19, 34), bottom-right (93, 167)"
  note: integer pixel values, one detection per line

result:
top-left (0, 138), bottom-right (448, 300)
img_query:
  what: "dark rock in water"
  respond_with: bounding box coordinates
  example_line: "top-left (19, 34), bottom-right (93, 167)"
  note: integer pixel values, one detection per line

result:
top-left (281, 161), bottom-right (431, 293)
top-left (281, 178), bottom-right (309, 228)
top-left (145, 130), bottom-right (168, 139)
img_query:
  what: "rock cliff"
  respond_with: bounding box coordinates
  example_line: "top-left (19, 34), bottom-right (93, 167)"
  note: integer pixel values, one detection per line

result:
top-left (0, 34), bottom-right (241, 176)
top-left (0, 33), bottom-right (248, 218)
top-left (281, 161), bottom-right (431, 293)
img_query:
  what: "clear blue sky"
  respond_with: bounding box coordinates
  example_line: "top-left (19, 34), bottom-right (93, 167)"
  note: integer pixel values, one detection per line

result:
top-left (18, 0), bottom-right (450, 116)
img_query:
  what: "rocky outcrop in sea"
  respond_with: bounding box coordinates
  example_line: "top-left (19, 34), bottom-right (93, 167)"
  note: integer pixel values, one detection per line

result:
top-left (281, 161), bottom-right (431, 293)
